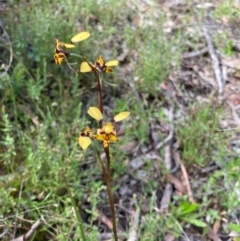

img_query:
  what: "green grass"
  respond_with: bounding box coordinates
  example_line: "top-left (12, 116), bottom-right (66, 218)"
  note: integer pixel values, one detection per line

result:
top-left (176, 102), bottom-right (227, 167)
top-left (1, 0), bottom-right (240, 240)
top-left (214, 0), bottom-right (240, 21)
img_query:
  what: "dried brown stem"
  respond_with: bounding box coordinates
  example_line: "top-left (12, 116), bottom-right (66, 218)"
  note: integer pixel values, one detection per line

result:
top-left (127, 208), bottom-right (140, 241)
top-left (202, 25), bottom-right (224, 94)
top-left (173, 150), bottom-right (195, 203)
top-left (11, 219), bottom-right (42, 241)
top-left (160, 108), bottom-right (174, 211)
top-left (0, 23), bottom-right (13, 79)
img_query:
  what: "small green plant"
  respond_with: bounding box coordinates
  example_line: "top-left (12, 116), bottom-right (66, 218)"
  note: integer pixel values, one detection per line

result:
top-left (139, 195), bottom-right (183, 240)
top-left (214, 0), bottom-right (240, 21)
top-left (171, 198), bottom-right (207, 228)
top-left (211, 157), bottom-right (240, 212)
top-left (133, 28), bottom-right (183, 96)
top-left (177, 103), bottom-right (226, 167)
top-left (215, 31), bottom-right (235, 56)
top-left (0, 106), bottom-right (16, 172)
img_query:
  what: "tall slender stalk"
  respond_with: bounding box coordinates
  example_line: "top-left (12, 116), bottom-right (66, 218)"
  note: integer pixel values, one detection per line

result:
top-left (96, 150), bottom-right (118, 241)
top-left (83, 57), bottom-right (118, 240)
top-left (55, 35), bottom-right (122, 241)
top-left (7, 77), bottom-right (18, 123)
top-left (86, 60), bottom-right (118, 240)
top-left (104, 146), bottom-right (111, 184)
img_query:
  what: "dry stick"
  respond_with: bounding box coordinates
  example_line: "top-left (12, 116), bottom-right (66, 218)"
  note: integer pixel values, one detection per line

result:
top-left (127, 208), bottom-right (140, 241)
top-left (0, 228), bottom-right (8, 239)
top-left (97, 210), bottom-right (114, 230)
top-left (0, 23), bottom-right (13, 78)
top-left (156, 129), bottom-right (174, 150)
top-left (173, 150), bottom-right (195, 203)
top-left (228, 102), bottom-right (240, 127)
top-left (183, 47), bottom-right (208, 58)
top-left (202, 25), bottom-right (224, 94)
top-left (11, 219), bottom-right (43, 241)
top-left (160, 108), bottom-right (174, 211)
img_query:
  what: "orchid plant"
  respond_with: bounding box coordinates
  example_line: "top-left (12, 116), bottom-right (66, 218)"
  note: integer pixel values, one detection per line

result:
top-left (54, 31), bottom-right (130, 241)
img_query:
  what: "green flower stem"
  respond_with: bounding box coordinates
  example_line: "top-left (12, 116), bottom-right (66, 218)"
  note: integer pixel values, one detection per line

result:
top-left (96, 150), bottom-right (118, 241)
top-left (85, 56), bottom-right (116, 239)
top-left (62, 172), bottom-right (87, 241)
top-left (6, 77), bottom-right (18, 124)
top-left (69, 53), bottom-right (84, 58)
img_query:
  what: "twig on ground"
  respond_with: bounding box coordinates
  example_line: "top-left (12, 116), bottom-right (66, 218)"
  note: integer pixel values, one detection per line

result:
top-left (127, 208), bottom-right (140, 241)
top-left (200, 164), bottom-right (219, 173)
top-left (160, 183), bottom-right (173, 212)
top-left (160, 108), bottom-right (174, 211)
top-left (208, 223), bottom-right (222, 241)
top-left (97, 210), bottom-right (114, 230)
top-left (0, 22), bottom-right (13, 79)
top-left (156, 129), bottom-right (174, 150)
top-left (228, 102), bottom-right (240, 126)
top-left (0, 226), bottom-right (8, 239)
top-left (166, 174), bottom-right (187, 194)
top-left (10, 219), bottom-right (43, 241)
top-left (183, 47), bottom-right (208, 58)
top-left (202, 25), bottom-right (224, 94)
top-left (173, 150), bottom-right (195, 203)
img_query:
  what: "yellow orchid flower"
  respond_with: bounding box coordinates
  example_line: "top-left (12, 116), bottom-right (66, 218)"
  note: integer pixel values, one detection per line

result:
top-left (54, 39), bottom-right (74, 65)
top-left (94, 123), bottom-right (119, 148)
top-left (55, 38), bottom-right (75, 53)
top-left (80, 55), bottom-right (118, 73)
top-left (95, 132), bottom-right (119, 148)
top-left (54, 31), bottom-right (90, 65)
top-left (54, 53), bottom-right (67, 65)
top-left (77, 127), bottom-right (94, 150)
top-left (78, 108), bottom-right (130, 150)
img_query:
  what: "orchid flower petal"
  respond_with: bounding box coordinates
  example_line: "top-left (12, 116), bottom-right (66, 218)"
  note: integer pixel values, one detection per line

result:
top-left (114, 112), bottom-right (130, 122)
top-left (64, 43), bottom-right (76, 48)
top-left (87, 107), bottom-right (103, 121)
top-left (103, 123), bottom-right (114, 134)
top-left (109, 134), bottom-right (119, 141)
top-left (106, 60), bottom-right (118, 66)
top-left (78, 136), bottom-right (91, 150)
top-left (71, 32), bottom-right (90, 43)
top-left (80, 62), bottom-right (92, 72)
